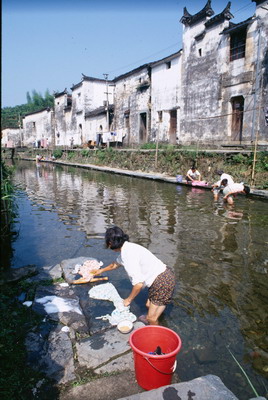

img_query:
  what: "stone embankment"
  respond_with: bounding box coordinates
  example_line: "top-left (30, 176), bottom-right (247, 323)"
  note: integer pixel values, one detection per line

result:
top-left (11, 257), bottom-right (264, 400)
top-left (28, 157), bottom-right (268, 199)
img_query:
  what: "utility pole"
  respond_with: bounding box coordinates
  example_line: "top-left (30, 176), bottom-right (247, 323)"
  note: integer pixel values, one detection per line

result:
top-left (103, 73), bottom-right (109, 148)
top-left (251, 22), bottom-right (262, 142)
top-left (18, 113), bottom-right (23, 147)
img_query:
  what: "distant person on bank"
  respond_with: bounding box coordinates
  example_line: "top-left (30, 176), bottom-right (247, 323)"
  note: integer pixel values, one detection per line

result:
top-left (221, 180), bottom-right (250, 205)
top-left (92, 226), bottom-right (175, 325)
top-left (186, 167), bottom-right (201, 183)
top-left (212, 170), bottom-right (234, 200)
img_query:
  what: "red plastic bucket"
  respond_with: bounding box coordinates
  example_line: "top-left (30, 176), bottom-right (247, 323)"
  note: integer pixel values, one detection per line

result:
top-left (129, 326), bottom-right (182, 390)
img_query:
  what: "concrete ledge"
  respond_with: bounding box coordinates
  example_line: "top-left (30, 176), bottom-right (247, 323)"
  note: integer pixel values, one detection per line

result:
top-left (118, 375), bottom-right (239, 400)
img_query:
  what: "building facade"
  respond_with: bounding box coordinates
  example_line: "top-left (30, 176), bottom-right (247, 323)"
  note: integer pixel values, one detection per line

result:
top-left (1, 128), bottom-right (21, 148)
top-left (180, 0), bottom-right (268, 145)
top-left (19, 1), bottom-right (267, 149)
top-left (23, 108), bottom-right (53, 148)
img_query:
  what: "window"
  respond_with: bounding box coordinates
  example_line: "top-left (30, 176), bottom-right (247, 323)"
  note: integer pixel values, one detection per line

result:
top-left (230, 29), bottom-right (246, 61)
top-left (124, 114), bottom-right (129, 129)
top-left (166, 61), bottom-right (171, 69)
top-left (198, 48), bottom-right (202, 57)
top-left (158, 111), bottom-right (163, 122)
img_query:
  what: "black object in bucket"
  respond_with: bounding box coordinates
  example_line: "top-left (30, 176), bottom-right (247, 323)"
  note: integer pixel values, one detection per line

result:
top-left (148, 346), bottom-right (165, 355)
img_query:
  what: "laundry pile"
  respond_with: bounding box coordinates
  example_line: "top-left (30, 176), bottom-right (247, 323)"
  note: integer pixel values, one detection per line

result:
top-left (71, 259), bottom-right (106, 284)
top-left (88, 282), bottom-right (137, 325)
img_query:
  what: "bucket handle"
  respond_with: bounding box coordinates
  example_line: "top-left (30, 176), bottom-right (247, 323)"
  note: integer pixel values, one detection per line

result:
top-left (143, 357), bottom-right (177, 375)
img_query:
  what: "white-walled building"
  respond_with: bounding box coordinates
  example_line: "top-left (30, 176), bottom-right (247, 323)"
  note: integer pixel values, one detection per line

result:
top-left (113, 64), bottom-right (152, 146)
top-left (69, 75), bottom-right (114, 146)
top-left (1, 128), bottom-right (21, 148)
top-left (22, 108), bottom-right (52, 148)
top-left (150, 51), bottom-right (182, 144)
top-left (14, 0), bottom-right (267, 149)
top-left (180, 0), bottom-right (268, 145)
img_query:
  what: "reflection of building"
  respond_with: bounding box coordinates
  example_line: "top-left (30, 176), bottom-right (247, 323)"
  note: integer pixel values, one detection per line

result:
top-left (20, 1), bottom-right (267, 148)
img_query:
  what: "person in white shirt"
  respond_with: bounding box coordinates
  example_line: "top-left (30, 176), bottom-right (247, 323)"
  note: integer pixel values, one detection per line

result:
top-left (186, 167), bottom-right (201, 182)
top-left (221, 180), bottom-right (250, 205)
top-left (212, 170), bottom-right (234, 200)
top-left (92, 226), bottom-right (175, 325)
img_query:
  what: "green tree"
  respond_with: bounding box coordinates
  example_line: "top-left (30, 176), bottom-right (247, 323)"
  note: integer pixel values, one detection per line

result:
top-left (1, 89), bottom-right (55, 129)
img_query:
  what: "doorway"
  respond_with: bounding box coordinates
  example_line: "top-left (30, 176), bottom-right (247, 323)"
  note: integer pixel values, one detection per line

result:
top-left (231, 96), bottom-right (244, 142)
top-left (169, 110), bottom-right (177, 144)
top-left (139, 113), bottom-right (147, 143)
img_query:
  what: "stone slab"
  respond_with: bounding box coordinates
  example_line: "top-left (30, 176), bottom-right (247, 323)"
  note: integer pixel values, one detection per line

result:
top-left (33, 284), bottom-right (89, 336)
top-left (59, 371), bottom-right (143, 400)
top-left (61, 256), bottom-right (100, 284)
top-left (0, 265), bottom-right (37, 284)
top-left (76, 322), bottom-right (144, 370)
top-left (118, 374), bottom-right (239, 400)
top-left (94, 351), bottom-right (135, 374)
top-left (25, 323), bottom-right (75, 384)
top-left (28, 263), bottom-right (63, 282)
top-left (59, 373), bottom-right (239, 400)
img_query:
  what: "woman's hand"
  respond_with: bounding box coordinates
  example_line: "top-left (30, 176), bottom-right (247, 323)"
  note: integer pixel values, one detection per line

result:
top-left (123, 298), bottom-right (132, 307)
top-left (91, 269), bottom-right (101, 276)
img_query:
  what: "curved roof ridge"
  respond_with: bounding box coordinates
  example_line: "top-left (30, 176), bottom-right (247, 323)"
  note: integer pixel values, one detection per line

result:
top-left (180, 1), bottom-right (214, 26)
top-left (205, 1), bottom-right (234, 28)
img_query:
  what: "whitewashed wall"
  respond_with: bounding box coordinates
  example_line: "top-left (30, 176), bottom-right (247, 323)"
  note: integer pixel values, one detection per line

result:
top-left (2, 128), bottom-right (21, 147)
top-left (114, 67), bottom-right (151, 145)
top-left (151, 54), bottom-right (181, 143)
top-left (23, 109), bottom-right (52, 148)
top-left (84, 113), bottom-right (107, 144)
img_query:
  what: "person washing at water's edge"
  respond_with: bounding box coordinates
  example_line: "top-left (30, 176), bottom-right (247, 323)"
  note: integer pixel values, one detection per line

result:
top-left (211, 170), bottom-right (234, 200)
top-left (221, 180), bottom-right (250, 205)
top-left (92, 226), bottom-right (175, 326)
top-left (186, 166), bottom-right (201, 182)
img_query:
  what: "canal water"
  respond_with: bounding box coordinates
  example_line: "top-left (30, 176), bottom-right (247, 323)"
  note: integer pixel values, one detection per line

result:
top-left (8, 160), bottom-right (268, 399)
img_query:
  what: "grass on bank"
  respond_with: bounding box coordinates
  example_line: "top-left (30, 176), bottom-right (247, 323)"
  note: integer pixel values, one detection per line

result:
top-left (16, 146), bottom-right (268, 190)
top-left (0, 280), bottom-right (48, 399)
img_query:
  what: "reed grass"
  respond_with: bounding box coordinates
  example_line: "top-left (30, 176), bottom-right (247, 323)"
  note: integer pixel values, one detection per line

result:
top-left (227, 347), bottom-right (259, 397)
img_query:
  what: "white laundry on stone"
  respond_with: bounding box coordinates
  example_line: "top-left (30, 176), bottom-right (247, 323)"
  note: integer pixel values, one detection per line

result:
top-left (88, 282), bottom-right (137, 325)
top-left (72, 259), bottom-right (104, 281)
top-left (36, 295), bottom-right (83, 315)
top-left (23, 301), bottom-right (33, 307)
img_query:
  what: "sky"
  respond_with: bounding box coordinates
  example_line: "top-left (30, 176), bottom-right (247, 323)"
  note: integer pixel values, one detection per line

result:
top-left (2, 0), bottom-right (257, 107)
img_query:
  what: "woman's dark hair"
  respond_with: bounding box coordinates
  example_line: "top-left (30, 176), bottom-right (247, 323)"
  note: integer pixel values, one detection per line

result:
top-left (221, 178), bottom-right (228, 186)
top-left (244, 185), bottom-right (250, 195)
top-left (105, 226), bottom-right (129, 250)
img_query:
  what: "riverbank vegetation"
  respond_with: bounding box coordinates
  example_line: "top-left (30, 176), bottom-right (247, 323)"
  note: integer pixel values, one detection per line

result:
top-left (0, 162), bottom-right (14, 232)
top-left (0, 276), bottom-right (59, 399)
top-left (17, 146), bottom-right (268, 190)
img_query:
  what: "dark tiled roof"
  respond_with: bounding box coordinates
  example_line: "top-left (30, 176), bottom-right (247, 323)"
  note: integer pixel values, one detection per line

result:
top-left (150, 50), bottom-right (182, 68)
top-left (81, 73), bottom-right (113, 83)
top-left (71, 74), bottom-right (113, 91)
top-left (180, 0), bottom-right (214, 26)
top-left (221, 17), bottom-right (253, 35)
top-left (23, 108), bottom-right (51, 117)
top-left (113, 63), bottom-right (151, 82)
top-left (113, 50), bottom-right (182, 82)
top-left (205, 2), bottom-right (233, 28)
top-left (54, 89), bottom-right (68, 98)
top-left (252, 0), bottom-right (267, 5)
top-left (85, 105), bottom-right (114, 119)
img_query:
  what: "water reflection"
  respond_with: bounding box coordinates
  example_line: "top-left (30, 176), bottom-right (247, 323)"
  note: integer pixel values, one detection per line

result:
top-left (9, 160), bottom-right (268, 399)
